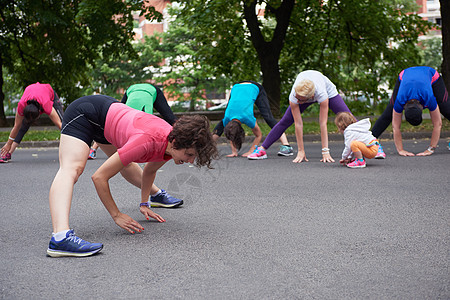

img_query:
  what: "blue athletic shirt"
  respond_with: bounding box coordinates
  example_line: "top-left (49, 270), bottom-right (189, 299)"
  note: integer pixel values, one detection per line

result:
top-left (394, 66), bottom-right (440, 113)
top-left (222, 83), bottom-right (260, 128)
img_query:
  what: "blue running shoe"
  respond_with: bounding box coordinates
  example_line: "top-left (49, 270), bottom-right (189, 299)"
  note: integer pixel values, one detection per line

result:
top-left (47, 230), bottom-right (103, 257)
top-left (150, 189), bottom-right (183, 208)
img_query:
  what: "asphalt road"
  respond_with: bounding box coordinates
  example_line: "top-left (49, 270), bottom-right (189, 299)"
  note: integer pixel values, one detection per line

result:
top-left (0, 139), bottom-right (449, 299)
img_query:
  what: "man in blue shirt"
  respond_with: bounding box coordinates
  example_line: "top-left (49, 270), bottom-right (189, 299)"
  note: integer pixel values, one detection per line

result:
top-left (372, 66), bottom-right (449, 156)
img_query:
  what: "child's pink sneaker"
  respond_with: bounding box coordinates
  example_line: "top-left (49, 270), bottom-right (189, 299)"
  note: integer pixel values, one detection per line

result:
top-left (347, 159), bottom-right (366, 168)
top-left (375, 145), bottom-right (386, 159)
top-left (247, 146), bottom-right (267, 160)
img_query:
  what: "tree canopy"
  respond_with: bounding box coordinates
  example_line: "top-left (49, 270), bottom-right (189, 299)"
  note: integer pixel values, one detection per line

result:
top-left (1, 0), bottom-right (442, 122)
top-left (169, 0), bottom-right (432, 115)
top-left (0, 0), bottom-right (161, 124)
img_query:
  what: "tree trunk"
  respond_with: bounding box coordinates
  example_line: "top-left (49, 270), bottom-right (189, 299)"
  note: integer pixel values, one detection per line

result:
top-left (0, 55), bottom-right (7, 126)
top-left (441, 0), bottom-right (450, 90)
top-left (243, 0), bottom-right (295, 117)
top-left (260, 54), bottom-right (282, 117)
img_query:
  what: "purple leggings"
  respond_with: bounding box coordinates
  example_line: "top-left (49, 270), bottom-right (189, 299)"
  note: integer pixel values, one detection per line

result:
top-left (262, 94), bottom-right (351, 149)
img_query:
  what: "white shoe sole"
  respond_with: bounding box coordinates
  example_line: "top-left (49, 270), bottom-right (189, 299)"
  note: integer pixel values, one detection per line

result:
top-left (277, 152), bottom-right (294, 156)
top-left (150, 201), bottom-right (183, 208)
top-left (248, 154), bottom-right (267, 160)
top-left (346, 164), bottom-right (366, 168)
top-left (47, 247), bottom-right (103, 257)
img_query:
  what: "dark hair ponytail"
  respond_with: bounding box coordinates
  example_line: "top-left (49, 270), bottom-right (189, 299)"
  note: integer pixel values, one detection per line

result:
top-left (23, 100), bottom-right (42, 123)
top-left (224, 120), bottom-right (245, 150)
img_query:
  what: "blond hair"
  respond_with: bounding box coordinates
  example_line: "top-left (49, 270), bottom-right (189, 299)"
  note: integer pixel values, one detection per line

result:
top-left (294, 79), bottom-right (315, 99)
top-left (335, 112), bottom-right (357, 131)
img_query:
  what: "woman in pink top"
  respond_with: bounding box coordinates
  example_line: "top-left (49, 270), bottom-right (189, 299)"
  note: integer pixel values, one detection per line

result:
top-left (1, 82), bottom-right (64, 162)
top-left (47, 95), bottom-right (218, 257)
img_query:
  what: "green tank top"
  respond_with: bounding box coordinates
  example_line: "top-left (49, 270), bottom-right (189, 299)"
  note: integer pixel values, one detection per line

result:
top-left (126, 84), bottom-right (157, 114)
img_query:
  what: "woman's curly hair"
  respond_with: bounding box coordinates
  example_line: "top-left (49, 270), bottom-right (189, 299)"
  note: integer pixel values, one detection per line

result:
top-left (168, 115), bottom-right (219, 168)
top-left (224, 120), bottom-right (245, 151)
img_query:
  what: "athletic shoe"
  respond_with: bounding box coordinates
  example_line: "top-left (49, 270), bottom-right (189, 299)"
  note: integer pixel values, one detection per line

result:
top-left (47, 230), bottom-right (103, 257)
top-left (247, 146), bottom-right (267, 160)
top-left (150, 189), bottom-right (183, 208)
top-left (374, 145), bottom-right (386, 159)
top-left (0, 153), bottom-right (11, 163)
top-left (347, 159), bottom-right (366, 168)
top-left (88, 148), bottom-right (96, 160)
top-left (448, 142), bottom-right (450, 151)
top-left (278, 145), bottom-right (294, 156)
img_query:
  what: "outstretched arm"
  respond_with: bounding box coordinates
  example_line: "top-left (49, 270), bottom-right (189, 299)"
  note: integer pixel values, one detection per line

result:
top-left (319, 99), bottom-right (334, 163)
top-left (291, 102), bottom-right (308, 163)
top-left (392, 111), bottom-right (414, 156)
top-left (92, 152), bottom-right (145, 234)
top-left (48, 107), bottom-right (62, 129)
top-left (417, 107), bottom-right (442, 156)
top-left (140, 161), bottom-right (166, 222)
top-left (241, 122), bottom-right (262, 157)
top-left (1, 112), bottom-right (24, 156)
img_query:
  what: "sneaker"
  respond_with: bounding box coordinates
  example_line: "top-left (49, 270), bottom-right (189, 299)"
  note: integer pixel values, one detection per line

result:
top-left (375, 145), bottom-right (386, 159)
top-left (347, 159), bottom-right (366, 168)
top-left (150, 189), bottom-right (183, 208)
top-left (278, 145), bottom-right (294, 156)
top-left (88, 148), bottom-right (96, 160)
top-left (47, 230), bottom-right (103, 257)
top-left (247, 146), bottom-right (267, 160)
top-left (448, 142), bottom-right (450, 151)
top-left (0, 153), bottom-right (11, 163)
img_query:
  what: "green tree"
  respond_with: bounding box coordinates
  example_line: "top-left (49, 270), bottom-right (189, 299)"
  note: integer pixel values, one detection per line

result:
top-left (88, 4), bottom-right (231, 111)
top-left (145, 5), bottom-right (231, 111)
top-left (419, 37), bottom-right (443, 72)
top-left (0, 0), bottom-right (161, 125)
top-left (86, 37), bottom-right (163, 99)
top-left (171, 0), bottom-right (432, 116)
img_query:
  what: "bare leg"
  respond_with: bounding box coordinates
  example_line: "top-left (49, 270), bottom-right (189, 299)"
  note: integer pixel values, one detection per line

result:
top-left (279, 133), bottom-right (289, 145)
top-left (49, 135), bottom-right (89, 233)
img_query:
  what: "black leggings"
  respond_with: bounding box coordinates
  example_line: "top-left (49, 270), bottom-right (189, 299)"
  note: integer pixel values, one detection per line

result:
top-left (213, 81), bottom-right (277, 136)
top-left (121, 86), bottom-right (177, 125)
top-left (372, 76), bottom-right (449, 138)
top-left (14, 91), bottom-right (64, 144)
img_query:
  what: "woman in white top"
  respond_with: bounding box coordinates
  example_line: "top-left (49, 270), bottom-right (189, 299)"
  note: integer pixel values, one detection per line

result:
top-left (248, 70), bottom-right (353, 163)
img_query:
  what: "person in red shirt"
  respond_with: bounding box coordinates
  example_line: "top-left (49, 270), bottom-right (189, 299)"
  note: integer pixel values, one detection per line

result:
top-left (47, 95), bottom-right (218, 257)
top-left (1, 83), bottom-right (64, 162)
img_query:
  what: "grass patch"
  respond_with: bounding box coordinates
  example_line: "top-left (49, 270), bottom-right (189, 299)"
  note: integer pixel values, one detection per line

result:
top-left (0, 130), bottom-right (61, 142)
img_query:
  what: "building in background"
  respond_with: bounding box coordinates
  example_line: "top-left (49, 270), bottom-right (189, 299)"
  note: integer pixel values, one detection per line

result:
top-left (416, 0), bottom-right (442, 37)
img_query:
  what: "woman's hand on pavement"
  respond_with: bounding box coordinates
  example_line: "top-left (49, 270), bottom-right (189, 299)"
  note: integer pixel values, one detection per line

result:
top-left (292, 151), bottom-right (308, 163)
top-left (113, 212), bottom-right (145, 234)
top-left (398, 149), bottom-right (415, 157)
top-left (320, 153), bottom-right (335, 163)
top-left (140, 206), bottom-right (166, 223)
